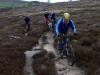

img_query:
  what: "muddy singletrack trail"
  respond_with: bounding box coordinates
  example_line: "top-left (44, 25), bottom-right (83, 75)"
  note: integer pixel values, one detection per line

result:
top-left (24, 31), bottom-right (84, 75)
top-left (43, 31), bottom-right (84, 75)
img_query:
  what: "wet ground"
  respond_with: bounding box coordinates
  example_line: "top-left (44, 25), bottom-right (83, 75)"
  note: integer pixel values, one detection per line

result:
top-left (24, 31), bottom-right (84, 75)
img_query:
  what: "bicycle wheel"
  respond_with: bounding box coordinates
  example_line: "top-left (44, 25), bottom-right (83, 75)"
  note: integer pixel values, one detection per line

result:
top-left (56, 39), bottom-right (61, 56)
top-left (56, 38), bottom-right (64, 59)
top-left (65, 44), bottom-right (75, 66)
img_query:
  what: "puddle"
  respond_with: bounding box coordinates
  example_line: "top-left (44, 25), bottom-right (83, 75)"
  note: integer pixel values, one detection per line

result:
top-left (24, 50), bottom-right (40, 75)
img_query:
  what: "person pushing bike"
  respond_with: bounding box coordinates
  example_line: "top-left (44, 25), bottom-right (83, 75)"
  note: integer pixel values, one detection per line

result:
top-left (24, 16), bottom-right (32, 36)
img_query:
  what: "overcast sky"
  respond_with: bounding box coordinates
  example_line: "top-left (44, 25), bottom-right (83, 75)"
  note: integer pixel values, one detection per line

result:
top-left (23, 0), bottom-right (79, 3)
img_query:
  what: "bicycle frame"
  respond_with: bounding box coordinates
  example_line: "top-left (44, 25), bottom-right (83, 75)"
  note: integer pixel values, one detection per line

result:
top-left (60, 34), bottom-right (69, 55)
top-left (57, 33), bottom-right (75, 66)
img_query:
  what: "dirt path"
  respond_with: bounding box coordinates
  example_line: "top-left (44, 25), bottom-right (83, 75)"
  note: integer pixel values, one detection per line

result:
top-left (43, 31), bottom-right (84, 75)
top-left (24, 50), bottom-right (40, 75)
top-left (24, 31), bottom-right (84, 75)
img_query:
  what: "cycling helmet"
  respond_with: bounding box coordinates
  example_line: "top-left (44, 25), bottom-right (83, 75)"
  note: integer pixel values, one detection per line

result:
top-left (64, 13), bottom-right (70, 19)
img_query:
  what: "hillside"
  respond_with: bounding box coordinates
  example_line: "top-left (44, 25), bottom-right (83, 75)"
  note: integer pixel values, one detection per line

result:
top-left (0, 1), bottom-right (42, 9)
top-left (0, 0), bottom-right (21, 2)
top-left (0, 0), bottom-right (100, 75)
top-left (0, 1), bottom-right (29, 9)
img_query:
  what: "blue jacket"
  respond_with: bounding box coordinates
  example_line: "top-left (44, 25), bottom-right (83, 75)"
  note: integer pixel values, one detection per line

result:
top-left (50, 13), bottom-right (56, 20)
top-left (24, 17), bottom-right (32, 23)
top-left (55, 18), bottom-right (76, 35)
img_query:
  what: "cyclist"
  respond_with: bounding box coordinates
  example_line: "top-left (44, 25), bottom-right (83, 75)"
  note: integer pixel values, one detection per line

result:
top-left (55, 13), bottom-right (77, 50)
top-left (49, 11), bottom-right (57, 26)
top-left (24, 16), bottom-right (32, 36)
top-left (44, 12), bottom-right (50, 25)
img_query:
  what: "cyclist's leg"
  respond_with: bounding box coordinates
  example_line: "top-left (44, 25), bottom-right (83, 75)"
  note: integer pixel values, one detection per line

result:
top-left (48, 18), bottom-right (50, 29)
top-left (50, 19), bottom-right (52, 29)
top-left (65, 37), bottom-right (75, 66)
top-left (25, 25), bottom-right (28, 36)
top-left (25, 23), bottom-right (28, 33)
top-left (65, 38), bottom-right (70, 56)
top-left (48, 22), bottom-right (51, 29)
top-left (66, 38), bottom-right (74, 56)
top-left (52, 19), bottom-right (55, 29)
top-left (63, 34), bottom-right (72, 56)
top-left (57, 34), bottom-right (65, 58)
top-left (50, 22), bottom-right (52, 29)
top-left (25, 23), bottom-right (30, 36)
top-left (46, 18), bottom-right (48, 25)
top-left (27, 23), bottom-right (30, 32)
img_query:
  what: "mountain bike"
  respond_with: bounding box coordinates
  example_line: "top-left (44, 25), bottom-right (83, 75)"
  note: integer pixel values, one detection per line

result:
top-left (24, 23), bottom-right (30, 36)
top-left (56, 33), bottom-right (75, 66)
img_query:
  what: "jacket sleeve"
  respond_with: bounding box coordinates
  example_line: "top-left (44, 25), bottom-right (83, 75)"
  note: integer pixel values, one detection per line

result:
top-left (70, 20), bottom-right (76, 33)
top-left (24, 18), bottom-right (25, 23)
top-left (55, 18), bottom-right (62, 35)
top-left (54, 13), bottom-right (57, 19)
top-left (30, 18), bottom-right (32, 22)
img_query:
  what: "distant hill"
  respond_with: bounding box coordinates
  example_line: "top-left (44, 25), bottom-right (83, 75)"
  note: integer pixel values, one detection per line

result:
top-left (0, 0), bottom-right (46, 10)
top-left (80, 0), bottom-right (100, 1)
top-left (0, 0), bottom-right (47, 4)
top-left (0, 0), bottom-right (21, 2)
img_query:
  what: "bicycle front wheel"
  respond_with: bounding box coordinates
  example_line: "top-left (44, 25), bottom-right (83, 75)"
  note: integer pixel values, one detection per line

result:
top-left (65, 44), bottom-right (75, 66)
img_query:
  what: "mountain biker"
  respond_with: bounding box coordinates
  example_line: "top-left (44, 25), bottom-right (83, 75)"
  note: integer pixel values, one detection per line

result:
top-left (49, 11), bottom-right (57, 25)
top-left (55, 13), bottom-right (77, 50)
top-left (24, 16), bottom-right (32, 36)
top-left (44, 12), bottom-right (50, 25)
